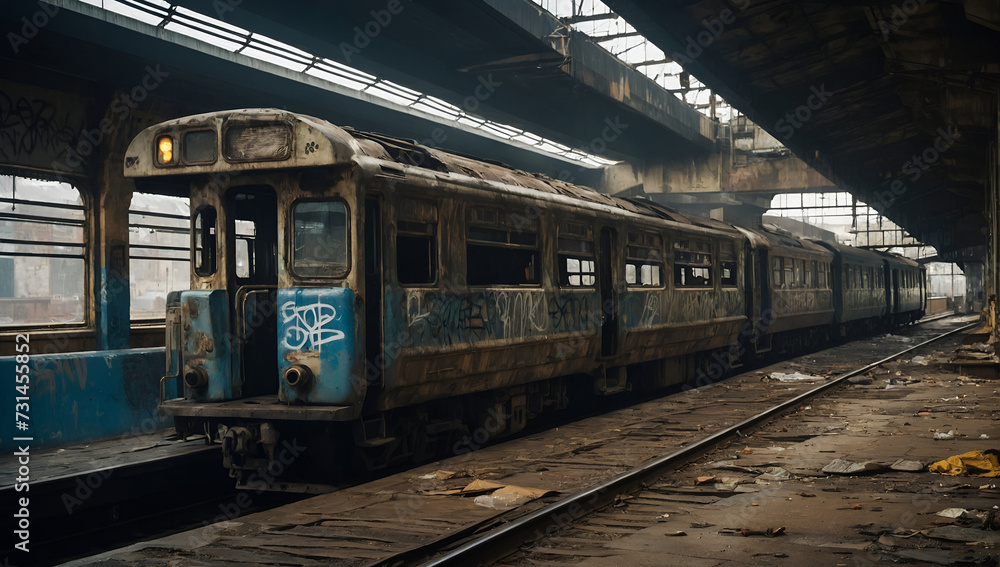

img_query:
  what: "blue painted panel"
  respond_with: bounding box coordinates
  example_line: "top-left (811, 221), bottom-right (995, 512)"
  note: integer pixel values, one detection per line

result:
top-left (277, 287), bottom-right (359, 405)
top-left (98, 266), bottom-right (130, 350)
top-left (0, 348), bottom-right (170, 448)
top-left (181, 290), bottom-right (236, 401)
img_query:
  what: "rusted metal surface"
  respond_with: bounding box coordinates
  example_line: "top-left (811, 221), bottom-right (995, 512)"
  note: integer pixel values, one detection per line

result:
top-left (64, 316), bottom-right (975, 566)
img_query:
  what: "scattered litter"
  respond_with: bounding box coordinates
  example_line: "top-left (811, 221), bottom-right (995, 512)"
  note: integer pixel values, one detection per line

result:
top-left (708, 461), bottom-right (760, 474)
top-left (799, 492), bottom-right (816, 498)
top-left (935, 507), bottom-right (981, 520)
top-left (889, 459), bottom-right (924, 472)
top-left (822, 458), bottom-right (885, 475)
top-left (721, 526), bottom-right (786, 537)
top-left (929, 450), bottom-right (1000, 477)
top-left (473, 492), bottom-right (533, 510)
top-left (743, 447), bottom-right (753, 455)
top-left (756, 467), bottom-right (793, 482)
top-left (910, 355), bottom-right (928, 365)
top-left (932, 430), bottom-right (955, 440)
top-left (656, 513), bottom-right (670, 522)
top-left (417, 469), bottom-right (457, 480)
top-left (690, 522), bottom-right (714, 528)
top-left (767, 371), bottom-right (824, 382)
top-left (663, 530), bottom-right (687, 536)
top-left (695, 476), bottom-right (717, 485)
top-left (847, 375), bottom-right (873, 385)
top-left (981, 434), bottom-right (990, 440)
top-left (920, 525), bottom-right (1000, 544)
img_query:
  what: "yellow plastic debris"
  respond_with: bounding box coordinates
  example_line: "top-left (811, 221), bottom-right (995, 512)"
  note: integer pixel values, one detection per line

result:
top-left (929, 450), bottom-right (1000, 477)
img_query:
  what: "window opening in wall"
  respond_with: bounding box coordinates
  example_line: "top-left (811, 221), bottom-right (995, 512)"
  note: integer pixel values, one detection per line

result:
top-left (129, 192), bottom-right (190, 320)
top-left (0, 175), bottom-right (86, 326)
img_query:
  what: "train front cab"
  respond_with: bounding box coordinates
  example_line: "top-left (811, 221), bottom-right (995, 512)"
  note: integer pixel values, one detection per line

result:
top-left (125, 111), bottom-right (372, 478)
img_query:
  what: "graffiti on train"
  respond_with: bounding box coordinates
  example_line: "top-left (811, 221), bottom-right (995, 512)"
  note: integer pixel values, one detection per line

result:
top-left (405, 291), bottom-right (593, 345)
top-left (281, 301), bottom-right (346, 350)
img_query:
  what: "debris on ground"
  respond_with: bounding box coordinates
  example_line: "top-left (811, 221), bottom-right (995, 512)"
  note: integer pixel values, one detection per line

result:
top-left (889, 459), bottom-right (924, 472)
top-left (756, 467), bottom-right (793, 482)
top-left (933, 430), bottom-right (956, 440)
top-left (822, 458), bottom-right (885, 475)
top-left (766, 371), bottom-right (825, 382)
top-left (719, 526), bottom-right (786, 537)
top-left (929, 450), bottom-right (1000, 477)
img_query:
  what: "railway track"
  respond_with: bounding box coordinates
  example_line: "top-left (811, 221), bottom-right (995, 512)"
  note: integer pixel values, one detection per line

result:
top-left (59, 314), bottom-right (984, 567)
top-left (385, 316), bottom-right (981, 567)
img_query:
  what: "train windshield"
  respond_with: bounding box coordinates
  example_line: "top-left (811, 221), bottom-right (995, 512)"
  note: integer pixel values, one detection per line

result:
top-left (292, 200), bottom-right (349, 278)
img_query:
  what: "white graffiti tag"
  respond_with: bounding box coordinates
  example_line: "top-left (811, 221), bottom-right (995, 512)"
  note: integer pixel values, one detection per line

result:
top-left (281, 301), bottom-right (345, 349)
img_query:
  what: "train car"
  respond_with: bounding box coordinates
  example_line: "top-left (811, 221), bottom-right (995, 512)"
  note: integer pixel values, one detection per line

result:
top-left (741, 226), bottom-right (836, 353)
top-left (124, 109), bottom-right (751, 485)
top-left (813, 241), bottom-right (888, 335)
top-left (881, 253), bottom-right (926, 325)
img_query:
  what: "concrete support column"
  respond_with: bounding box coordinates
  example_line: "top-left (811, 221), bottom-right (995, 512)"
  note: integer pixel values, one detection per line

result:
top-left (94, 103), bottom-right (133, 350)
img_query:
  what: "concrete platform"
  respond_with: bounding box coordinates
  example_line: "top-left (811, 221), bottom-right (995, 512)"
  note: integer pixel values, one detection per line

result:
top-left (560, 333), bottom-right (1000, 566)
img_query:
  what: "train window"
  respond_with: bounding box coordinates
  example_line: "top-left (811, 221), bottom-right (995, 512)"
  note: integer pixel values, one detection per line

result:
top-left (0, 175), bottom-right (86, 327)
top-left (862, 266), bottom-right (869, 289)
top-left (783, 257), bottom-right (793, 288)
top-left (772, 257), bottom-right (782, 287)
top-left (793, 260), bottom-right (803, 288)
top-left (558, 223), bottom-right (595, 287)
top-left (626, 231), bottom-right (662, 287)
top-left (720, 241), bottom-right (737, 287)
top-left (674, 239), bottom-right (711, 288)
top-left (817, 262), bottom-right (826, 289)
top-left (194, 206), bottom-right (217, 277)
top-left (467, 208), bottom-right (540, 286)
top-left (397, 221), bottom-right (436, 285)
top-left (810, 260), bottom-right (818, 289)
top-left (291, 201), bottom-right (349, 278)
top-left (234, 220), bottom-right (256, 280)
top-left (129, 192), bottom-right (190, 321)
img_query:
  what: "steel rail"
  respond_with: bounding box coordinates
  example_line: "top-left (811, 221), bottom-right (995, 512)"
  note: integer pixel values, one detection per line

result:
top-left (397, 318), bottom-right (977, 567)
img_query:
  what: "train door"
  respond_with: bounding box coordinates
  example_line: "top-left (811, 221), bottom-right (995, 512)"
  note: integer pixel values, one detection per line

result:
top-left (757, 249), bottom-right (771, 317)
top-left (362, 198), bottom-right (384, 415)
top-left (599, 227), bottom-right (618, 357)
top-left (228, 186), bottom-right (278, 397)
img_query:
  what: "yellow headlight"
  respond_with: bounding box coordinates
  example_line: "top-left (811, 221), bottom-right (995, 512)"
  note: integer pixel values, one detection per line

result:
top-left (157, 136), bottom-right (174, 164)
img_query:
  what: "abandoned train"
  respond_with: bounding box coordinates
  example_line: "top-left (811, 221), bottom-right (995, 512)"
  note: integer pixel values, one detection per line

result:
top-left (124, 109), bottom-right (926, 488)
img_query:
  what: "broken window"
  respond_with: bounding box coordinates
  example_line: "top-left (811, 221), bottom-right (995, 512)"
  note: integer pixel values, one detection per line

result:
top-left (396, 199), bottom-right (438, 285)
top-left (467, 206), bottom-right (540, 286)
top-left (720, 241), bottom-right (737, 287)
top-left (674, 238), bottom-right (711, 288)
top-left (558, 221), bottom-right (595, 287)
top-left (625, 231), bottom-right (662, 287)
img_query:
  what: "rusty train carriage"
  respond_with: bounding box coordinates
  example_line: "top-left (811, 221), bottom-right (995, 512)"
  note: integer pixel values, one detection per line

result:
top-left (124, 109), bottom-right (925, 487)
